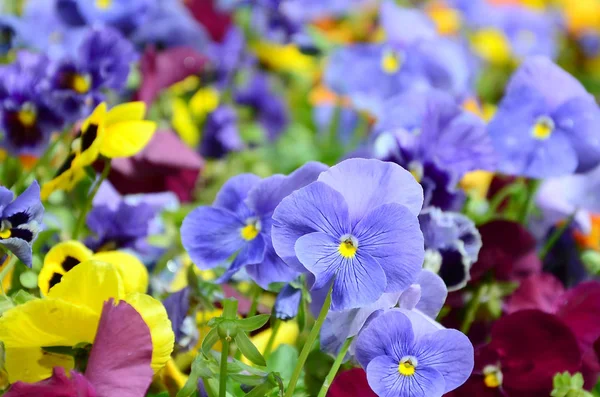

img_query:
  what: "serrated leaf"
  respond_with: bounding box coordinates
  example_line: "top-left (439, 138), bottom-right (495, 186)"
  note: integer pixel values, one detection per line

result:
top-left (235, 332), bottom-right (266, 366)
top-left (202, 327), bottom-right (220, 356)
top-left (237, 314), bottom-right (270, 332)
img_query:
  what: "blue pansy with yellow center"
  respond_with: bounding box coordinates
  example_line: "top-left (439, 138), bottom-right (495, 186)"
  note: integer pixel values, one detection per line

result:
top-left (73, 0), bottom-right (154, 34)
top-left (272, 158), bottom-right (425, 311)
top-left (355, 309), bottom-right (473, 397)
top-left (0, 181), bottom-right (43, 267)
top-left (488, 56), bottom-right (600, 178)
top-left (181, 162), bottom-right (327, 289)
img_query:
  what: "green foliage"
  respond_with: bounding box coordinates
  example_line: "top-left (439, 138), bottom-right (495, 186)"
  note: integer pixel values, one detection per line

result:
top-left (551, 372), bottom-right (594, 397)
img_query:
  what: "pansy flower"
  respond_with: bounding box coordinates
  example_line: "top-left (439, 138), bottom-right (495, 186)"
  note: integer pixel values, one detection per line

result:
top-left (181, 162), bottom-right (327, 289)
top-left (0, 52), bottom-right (64, 157)
top-left (419, 208), bottom-right (482, 291)
top-left (5, 299), bottom-right (156, 397)
top-left (200, 105), bottom-right (243, 159)
top-left (488, 56), bottom-right (600, 178)
top-left (273, 283), bottom-right (303, 320)
top-left (373, 89), bottom-right (495, 210)
top-left (329, 368), bottom-right (377, 397)
top-left (0, 181), bottom-right (43, 267)
top-left (272, 158), bottom-right (424, 311)
top-left (72, 0), bottom-right (154, 35)
top-left (0, 260), bottom-right (173, 383)
top-left (355, 309), bottom-right (474, 397)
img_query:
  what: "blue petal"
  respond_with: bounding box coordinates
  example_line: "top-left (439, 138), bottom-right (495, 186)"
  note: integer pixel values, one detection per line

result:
top-left (215, 235), bottom-right (266, 284)
top-left (0, 187), bottom-right (14, 213)
top-left (272, 181), bottom-right (351, 272)
top-left (0, 238), bottom-right (33, 267)
top-left (353, 203), bottom-right (423, 292)
top-left (273, 284), bottom-right (302, 320)
top-left (414, 270), bottom-right (447, 319)
top-left (213, 174), bottom-right (261, 218)
top-left (181, 206), bottom-right (245, 269)
top-left (380, 1), bottom-right (436, 46)
top-left (295, 232), bottom-right (346, 290)
top-left (3, 181), bottom-right (43, 224)
top-left (245, 246), bottom-right (300, 289)
top-left (162, 287), bottom-right (190, 342)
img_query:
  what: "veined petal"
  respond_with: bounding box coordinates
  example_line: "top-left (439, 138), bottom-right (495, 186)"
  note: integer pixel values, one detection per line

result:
top-left (5, 347), bottom-right (74, 384)
top-left (295, 232), bottom-right (343, 290)
top-left (3, 181), bottom-right (43, 223)
top-left (47, 260), bottom-right (125, 315)
top-left (213, 174), bottom-right (261, 216)
top-left (100, 120), bottom-right (157, 158)
top-left (414, 270), bottom-right (447, 319)
top-left (124, 293), bottom-right (175, 372)
top-left (93, 251), bottom-right (149, 294)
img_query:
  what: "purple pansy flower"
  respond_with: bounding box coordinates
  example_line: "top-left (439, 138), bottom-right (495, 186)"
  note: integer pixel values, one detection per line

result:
top-left (373, 90), bottom-right (495, 210)
top-left (419, 208), bottom-right (482, 291)
top-left (73, 0), bottom-right (154, 35)
top-left (0, 182), bottom-right (43, 267)
top-left (274, 283), bottom-right (303, 320)
top-left (0, 52), bottom-right (64, 156)
top-left (488, 56), bottom-right (600, 178)
top-left (200, 105), bottom-right (243, 159)
top-left (355, 309), bottom-right (473, 397)
top-left (272, 158), bottom-right (424, 311)
top-left (181, 162), bottom-right (327, 289)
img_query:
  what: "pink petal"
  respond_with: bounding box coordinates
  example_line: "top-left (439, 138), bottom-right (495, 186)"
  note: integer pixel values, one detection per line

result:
top-left (4, 367), bottom-right (96, 397)
top-left (504, 273), bottom-right (565, 314)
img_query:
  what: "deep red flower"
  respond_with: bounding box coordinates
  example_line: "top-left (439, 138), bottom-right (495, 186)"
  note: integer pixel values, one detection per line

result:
top-left (108, 131), bottom-right (204, 202)
top-left (504, 273), bottom-right (564, 314)
top-left (449, 310), bottom-right (581, 397)
top-left (184, 0), bottom-right (232, 42)
top-left (328, 368), bottom-right (377, 397)
top-left (471, 220), bottom-right (542, 282)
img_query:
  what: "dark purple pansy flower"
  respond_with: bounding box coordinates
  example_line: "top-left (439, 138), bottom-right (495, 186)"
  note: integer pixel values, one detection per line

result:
top-left (235, 72), bottom-right (288, 141)
top-left (184, 0), bottom-right (233, 43)
top-left (419, 208), bottom-right (482, 291)
top-left (488, 56), bottom-right (600, 178)
top-left (449, 310), bottom-right (581, 397)
top-left (0, 182), bottom-right (43, 267)
top-left (181, 162), bottom-right (327, 289)
top-left (373, 90), bottom-right (495, 210)
top-left (162, 287), bottom-right (192, 346)
top-left (49, 26), bottom-right (137, 121)
top-left (272, 158), bottom-right (424, 311)
top-left (200, 105), bottom-right (243, 159)
top-left (0, 52), bottom-right (64, 156)
top-left (329, 368), bottom-right (377, 397)
top-left (355, 309), bottom-right (473, 397)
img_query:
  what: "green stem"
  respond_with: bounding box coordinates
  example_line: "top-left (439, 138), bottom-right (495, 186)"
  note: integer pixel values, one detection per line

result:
top-left (0, 255), bottom-right (19, 297)
top-left (518, 179), bottom-right (540, 224)
top-left (539, 210), bottom-right (577, 260)
top-left (72, 160), bottom-right (111, 239)
top-left (219, 339), bottom-right (230, 397)
top-left (461, 285), bottom-right (485, 334)
top-left (317, 337), bottom-right (353, 397)
top-left (284, 285), bottom-right (332, 397)
top-left (485, 181), bottom-right (524, 219)
top-left (263, 319), bottom-right (281, 359)
top-left (247, 284), bottom-right (261, 318)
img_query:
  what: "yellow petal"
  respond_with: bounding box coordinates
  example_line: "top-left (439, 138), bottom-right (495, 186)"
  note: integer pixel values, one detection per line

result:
top-left (5, 347), bottom-right (74, 383)
top-left (125, 293), bottom-right (175, 372)
top-left (92, 251), bottom-right (149, 294)
top-left (81, 102), bottom-right (107, 132)
top-left (40, 241), bottom-right (94, 295)
top-left (47, 260), bottom-right (125, 314)
top-left (172, 97), bottom-right (201, 147)
top-left (243, 321), bottom-right (299, 365)
top-left (471, 28), bottom-right (512, 65)
top-left (0, 298), bottom-right (98, 348)
top-left (105, 101), bottom-right (146, 125)
top-left (100, 120), bottom-right (157, 158)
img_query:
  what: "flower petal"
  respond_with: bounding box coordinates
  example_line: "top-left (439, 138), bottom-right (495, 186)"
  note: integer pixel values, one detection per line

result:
top-left (3, 181), bottom-right (43, 223)
top-left (4, 348), bottom-right (74, 384)
top-left (246, 246), bottom-right (300, 289)
top-left (0, 238), bottom-right (33, 268)
top-left (213, 173), bottom-right (261, 216)
top-left (100, 120), bottom-right (157, 158)
top-left (215, 235), bottom-right (266, 284)
top-left (414, 270), bottom-right (447, 319)
top-left (92, 251), bottom-right (149, 294)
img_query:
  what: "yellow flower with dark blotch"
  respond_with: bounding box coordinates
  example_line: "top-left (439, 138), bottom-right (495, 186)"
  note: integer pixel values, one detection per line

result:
top-left (100, 101), bottom-right (157, 158)
top-left (71, 102), bottom-right (107, 170)
top-left (0, 260), bottom-right (173, 383)
top-left (38, 241), bottom-right (149, 296)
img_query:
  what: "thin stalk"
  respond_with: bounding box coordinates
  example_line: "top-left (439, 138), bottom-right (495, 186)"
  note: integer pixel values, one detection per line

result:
top-left (284, 285), bottom-right (332, 397)
top-left (461, 285), bottom-right (485, 334)
top-left (0, 255), bottom-right (18, 297)
top-left (72, 160), bottom-right (111, 239)
top-left (247, 284), bottom-right (261, 318)
top-left (485, 181), bottom-right (524, 219)
top-left (539, 210), bottom-right (577, 260)
top-left (219, 339), bottom-right (230, 397)
top-left (263, 319), bottom-right (281, 359)
top-left (317, 337), bottom-right (353, 397)
top-left (518, 179), bottom-right (540, 224)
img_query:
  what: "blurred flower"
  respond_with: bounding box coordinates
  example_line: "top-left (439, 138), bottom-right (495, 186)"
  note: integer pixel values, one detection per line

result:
top-left (373, 90), bottom-right (495, 210)
top-left (0, 182), bottom-right (43, 267)
top-left (355, 309), bottom-right (473, 397)
top-left (273, 283), bottom-right (302, 320)
top-left (488, 56), bottom-right (600, 178)
top-left (200, 105), bottom-right (243, 159)
top-left (329, 368), bottom-right (377, 397)
top-left (419, 208), bottom-right (482, 291)
top-left (181, 162), bottom-right (327, 289)
top-left (0, 15), bottom-right (19, 56)
top-left (4, 300), bottom-right (155, 397)
top-left (207, 27), bottom-right (250, 88)
top-left (0, 260), bottom-right (173, 383)
top-left (73, 0), bottom-right (154, 35)
top-left (162, 287), bottom-right (193, 346)
top-left (108, 131), bottom-right (204, 202)
top-left (184, 0), bottom-right (233, 42)
top-left (272, 158), bottom-right (424, 311)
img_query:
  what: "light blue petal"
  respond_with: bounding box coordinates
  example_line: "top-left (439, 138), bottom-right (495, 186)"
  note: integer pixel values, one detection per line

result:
top-left (245, 246), bottom-right (300, 289)
top-left (215, 235), bottom-right (266, 284)
top-left (213, 174), bottom-right (261, 217)
top-left (414, 270), bottom-right (447, 319)
top-left (0, 238), bottom-right (33, 267)
top-left (4, 181), bottom-right (43, 223)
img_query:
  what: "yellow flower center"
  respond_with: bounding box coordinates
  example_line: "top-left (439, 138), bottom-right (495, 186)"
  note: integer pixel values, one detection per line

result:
top-left (0, 229), bottom-right (11, 239)
top-left (338, 237), bottom-right (358, 258)
top-left (381, 49), bottom-right (402, 74)
top-left (471, 28), bottom-right (511, 65)
top-left (398, 358), bottom-right (417, 376)
top-left (483, 365), bottom-right (503, 388)
top-left (96, 0), bottom-right (112, 9)
top-left (408, 161), bottom-right (424, 183)
top-left (18, 109), bottom-right (36, 128)
top-left (72, 74), bottom-right (91, 94)
top-left (532, 116), bottom-right (554, 140)
top-left (484, 373), bottom-right (501, 388)
top-left (241, 222), bottom-right (260, 241)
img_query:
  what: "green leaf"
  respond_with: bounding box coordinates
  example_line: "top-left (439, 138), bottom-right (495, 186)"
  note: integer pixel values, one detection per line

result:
top-left (237, 314), bottom-right (270, 332)
top-left (244, 381), bottom-right (275, 397)
top-left (202, 327), bottom-right (220, 356)
top-left (0, 296), bottom-right (14, 314)
top-left (11, 290), bottom-right (37, 305)
top-left (229, 373), bottom-right (266, 386)
top-left (235, 332), bottom-right (266, 366)
top-left (266, 345), bottom-right (298, 383)
top-left (177, 354), bottom-right (214, 397)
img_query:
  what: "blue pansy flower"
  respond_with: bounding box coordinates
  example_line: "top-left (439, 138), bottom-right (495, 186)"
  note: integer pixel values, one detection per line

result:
top-left (373, 90), bottom-right (495, 211)
top-left (273, 283), bottom-right (303, 320)
top-left (320, 270), bottom-right (447, 358)
top-left (0, 52), bottom-right (64, 156)
top-left (488, 56), bottom-right (600, 178)
top-left (419, 208), bottom-right (481, 291)
top-left (355, 309), bottom-right (473, 397)
top-left (206, 27), bottom-right (252, 89)
top-left (272, 158), bottom-right (424, 311)
top-left (200, 105), bottom-right (243, 159)
top-left (181, 162), bottom-right (327, 289)
top-left (0, 182), bottom-right (44, 267)
top-left (73, 0), bottom-right (155, 35)
top-left (0, 15), bottom-right (19, 56)
top-left (49, 26), bottom-right (137, 121)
